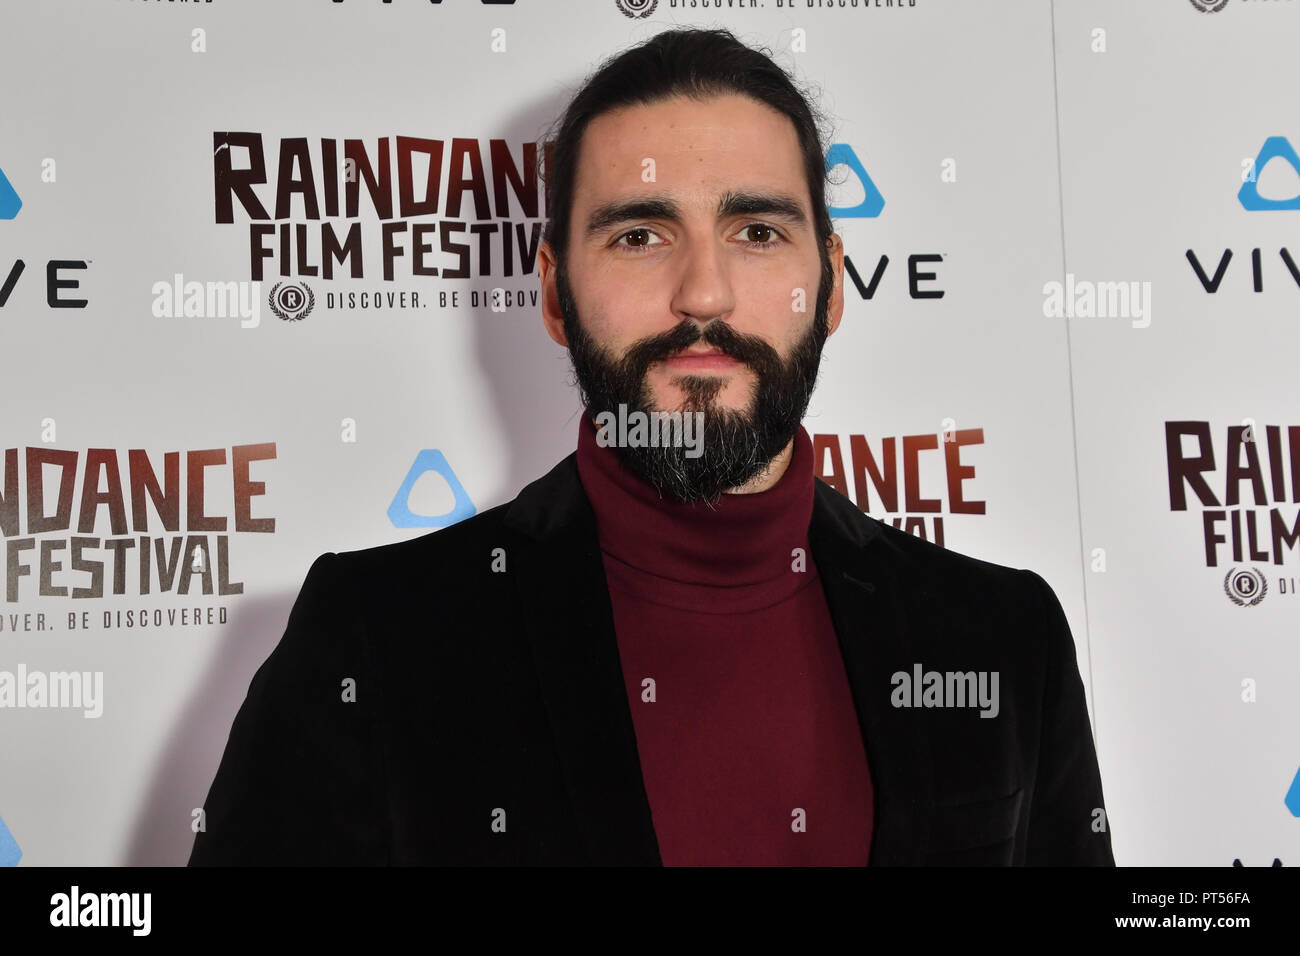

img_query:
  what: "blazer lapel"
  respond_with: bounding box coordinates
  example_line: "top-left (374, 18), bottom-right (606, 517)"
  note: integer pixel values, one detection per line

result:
top-left (810, 478), bottom-right (933, 865)
top-left (504, 453), bottom-right (662, 865)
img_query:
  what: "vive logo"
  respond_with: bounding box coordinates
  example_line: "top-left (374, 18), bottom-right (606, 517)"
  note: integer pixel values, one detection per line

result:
top-left (1238, 136), bottom-right (1300, 211)
top-left (1286, 764), bottom-right (1300, 817)
top-left (0, 167), bottom-right (21, 219)
top-left (825, 144), bottom-right (885, 219)
top-left (0, 813), bottom-right (20, 866)
top-left (388, 449), bottom-right (476, 529)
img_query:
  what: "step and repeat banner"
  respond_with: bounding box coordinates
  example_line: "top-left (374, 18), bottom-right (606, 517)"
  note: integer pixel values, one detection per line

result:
top-left (0, 0), bottom-right (1296, 867)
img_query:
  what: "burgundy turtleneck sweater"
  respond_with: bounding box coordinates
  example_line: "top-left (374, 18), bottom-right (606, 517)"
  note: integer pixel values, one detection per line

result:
top-left (574, 413), bottom-right (873, 865)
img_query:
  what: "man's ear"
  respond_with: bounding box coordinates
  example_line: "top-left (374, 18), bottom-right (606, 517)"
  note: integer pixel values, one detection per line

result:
top-left (538, 240), bottom-right (569, 348)
top-left (826, 233), bottom-right (845, 338)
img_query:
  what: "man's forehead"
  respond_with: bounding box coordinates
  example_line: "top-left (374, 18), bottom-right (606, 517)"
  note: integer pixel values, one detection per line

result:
top-left (574, 95), bottom-right (808, 211)
top-left (637, 123), bottom-right (744, 154)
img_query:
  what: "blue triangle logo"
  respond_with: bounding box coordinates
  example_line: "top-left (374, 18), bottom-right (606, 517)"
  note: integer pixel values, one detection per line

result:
top-left (388, 449), bottom-right (476, 529)
top-left (1238, 136), bottom-right (1300, 211)
top-left (0, 167), bottom-right (21, 219)
top-left (0, 813), bottom-right (21, 866)
top-left (825, 143), bottom-right (885, 219)
top-left (1285, 764), bottom-right (1300, 817)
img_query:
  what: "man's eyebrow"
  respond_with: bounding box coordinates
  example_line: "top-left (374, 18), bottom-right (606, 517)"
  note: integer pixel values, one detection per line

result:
top-left (585, 198), bottom-right (680, 239)
top-left (583, 190), bottom-right (810, 240)
top-left (717, 191), bottom-right (809, 227)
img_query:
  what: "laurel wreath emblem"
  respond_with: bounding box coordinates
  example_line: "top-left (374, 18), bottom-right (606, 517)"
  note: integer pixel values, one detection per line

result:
top-left (268, 282), bottom-right (315, 322)
top-left (616, 0), bottom-right (657, 19)
top-left (1223, 567), bottom-right (1267, 607)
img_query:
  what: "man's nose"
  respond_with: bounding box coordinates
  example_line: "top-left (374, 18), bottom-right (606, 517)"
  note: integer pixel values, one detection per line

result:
top-left (670, 234), bottom-right (736, 324)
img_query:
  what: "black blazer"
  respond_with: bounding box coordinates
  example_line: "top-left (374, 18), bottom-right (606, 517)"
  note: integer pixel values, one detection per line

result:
top-left (189, 452), bottom-right (1115, 866)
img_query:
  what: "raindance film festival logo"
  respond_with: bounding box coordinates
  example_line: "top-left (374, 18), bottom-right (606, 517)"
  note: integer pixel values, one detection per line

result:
top-left (1223, 566), bottom-right (1267, 607)
top-left (268, 281), bottom-right (314, 321)
top-left (0, 443), bottom-right (275, 603)
top-left (1164, 420), bottom-right (1300, 570)
top-left (1189, 0), bottom-right (1229, 12)
top-left (813, 423), bottom-right (986, 547)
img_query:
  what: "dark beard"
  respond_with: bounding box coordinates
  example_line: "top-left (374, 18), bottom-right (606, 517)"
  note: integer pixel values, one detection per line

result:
top-left (556, 255), bottom-right (832, 504)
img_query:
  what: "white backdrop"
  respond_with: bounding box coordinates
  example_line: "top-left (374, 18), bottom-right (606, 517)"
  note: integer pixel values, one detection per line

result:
top-left (0, 0), bottom-right (1296, 867)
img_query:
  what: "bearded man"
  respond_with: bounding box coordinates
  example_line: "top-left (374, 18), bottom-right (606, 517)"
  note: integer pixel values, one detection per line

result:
top-left (190, 27), bottom-right (1114, 867)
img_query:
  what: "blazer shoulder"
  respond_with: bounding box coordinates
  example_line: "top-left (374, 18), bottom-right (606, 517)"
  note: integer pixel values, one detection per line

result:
top-left (319, 451), bottom-right (583, 587)
top-left (332, 498), bottom-right (515, 575)
top-left (815, 477), bottom-right (1048, 614)
top-left (817, 477), bottom-right (1030, 576)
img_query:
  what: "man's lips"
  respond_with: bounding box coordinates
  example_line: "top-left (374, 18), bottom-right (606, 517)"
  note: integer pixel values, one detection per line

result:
top-left (659, 349), bottom-right (743, 373)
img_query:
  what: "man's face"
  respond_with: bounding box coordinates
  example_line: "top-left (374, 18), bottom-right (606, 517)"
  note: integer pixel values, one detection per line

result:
top-left (540, 92), bottom-right (844, 501)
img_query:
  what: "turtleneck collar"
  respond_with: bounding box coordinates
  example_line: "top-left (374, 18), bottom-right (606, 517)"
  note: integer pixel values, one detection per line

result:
top-left (574, 411), bottom-right (818, 612)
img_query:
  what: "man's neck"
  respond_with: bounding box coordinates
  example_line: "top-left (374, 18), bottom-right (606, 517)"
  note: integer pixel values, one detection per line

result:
top-left (725, 438), bottom-right (795, 495)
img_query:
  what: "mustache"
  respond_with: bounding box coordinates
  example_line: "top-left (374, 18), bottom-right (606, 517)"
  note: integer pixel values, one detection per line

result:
top-left (619, 320), bottom-right (781, 375)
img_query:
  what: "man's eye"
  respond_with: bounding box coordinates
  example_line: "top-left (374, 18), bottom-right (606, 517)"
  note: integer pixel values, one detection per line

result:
top-left (739, 223), bottom-right (783, 247)
top-left (613, 224), bottom-right (783, 253)
top-left (615, 228), bottom-right (662, 252)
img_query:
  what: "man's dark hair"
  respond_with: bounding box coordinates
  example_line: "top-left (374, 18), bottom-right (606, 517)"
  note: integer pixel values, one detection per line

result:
top-left (539, 27), bottom-right (837, 268)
